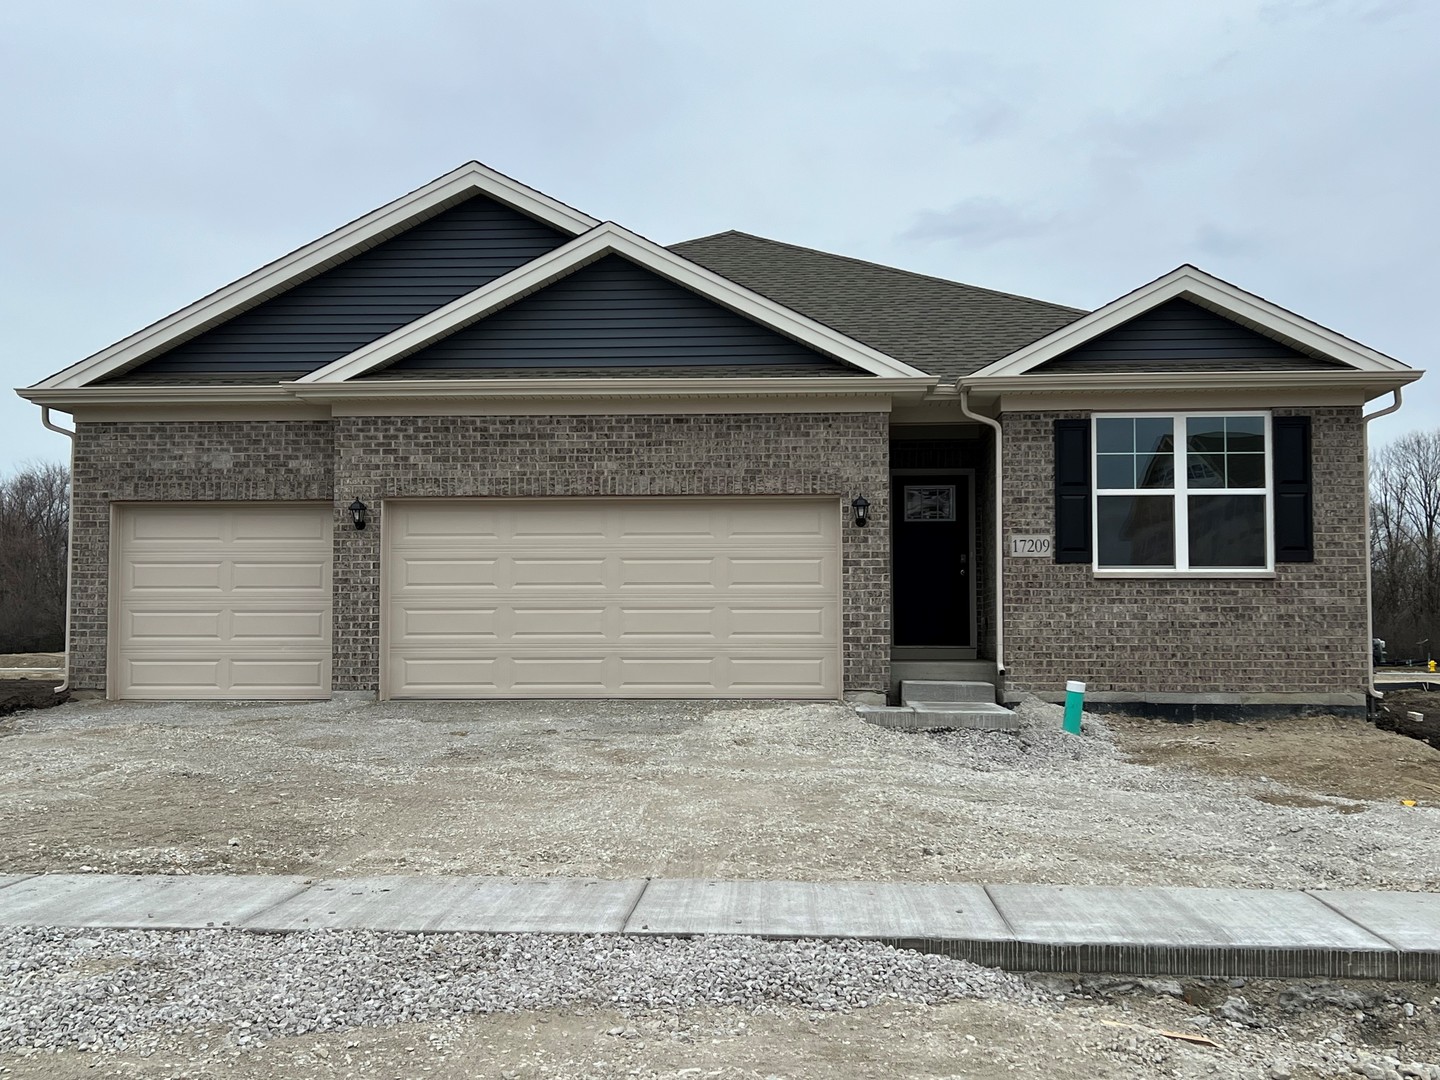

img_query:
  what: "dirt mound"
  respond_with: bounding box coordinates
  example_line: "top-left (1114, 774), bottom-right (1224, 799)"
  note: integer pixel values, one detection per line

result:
top-left (0, 679), bottom-right (68, 722)
top-left (1376, 690), bottom-right (1440, 751)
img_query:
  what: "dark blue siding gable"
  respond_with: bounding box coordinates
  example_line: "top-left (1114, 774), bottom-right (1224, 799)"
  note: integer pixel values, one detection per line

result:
top-left (366, 255), bottom-right (858, 376)
top-left (102, 196), bottom-right (572, 383)
top-left (1034, 298), bottom-right (1347, 373)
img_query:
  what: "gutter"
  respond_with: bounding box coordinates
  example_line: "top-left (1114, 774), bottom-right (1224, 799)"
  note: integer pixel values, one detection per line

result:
top-left (38, 407), bottom-right (75, 694)
top-left (1362, 388), bottom-right (1405, 706)
top-left (956, 386), bottom-right (1004, 677)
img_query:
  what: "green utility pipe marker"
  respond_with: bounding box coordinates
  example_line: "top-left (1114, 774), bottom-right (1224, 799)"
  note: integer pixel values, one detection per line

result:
top-left (1063, 680), bottom-right (1086, 734)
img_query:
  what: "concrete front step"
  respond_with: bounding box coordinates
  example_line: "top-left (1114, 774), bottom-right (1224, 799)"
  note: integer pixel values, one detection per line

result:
top-left (900, 679), bottom-right (997, 705)
top-left (857, 701), bottom-right (1020, 733)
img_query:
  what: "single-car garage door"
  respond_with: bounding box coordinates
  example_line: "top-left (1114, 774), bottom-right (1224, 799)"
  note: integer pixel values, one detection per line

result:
top-left (385, 498), bottom-right (840, 699)
top-left (113, 504), bottom-right (332, 699)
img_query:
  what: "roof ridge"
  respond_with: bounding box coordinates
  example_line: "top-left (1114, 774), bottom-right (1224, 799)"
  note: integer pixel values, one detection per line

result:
top-left (671, 230), bottom-right (1087, 316)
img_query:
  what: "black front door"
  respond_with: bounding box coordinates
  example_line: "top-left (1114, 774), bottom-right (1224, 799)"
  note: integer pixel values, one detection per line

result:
top-left (891, 473), bottom-right (972, 648)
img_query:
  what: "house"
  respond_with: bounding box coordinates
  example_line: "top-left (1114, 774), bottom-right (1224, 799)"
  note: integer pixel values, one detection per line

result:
top-left (17, 162), bottom-right (1422, 718)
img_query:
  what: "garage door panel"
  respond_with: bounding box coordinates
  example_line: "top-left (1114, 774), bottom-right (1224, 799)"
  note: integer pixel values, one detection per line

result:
top-left (115, 505), bottom-right (331, 700)
top-left (618, 557), bottom-right (719, 588)
top-left (128, 561), bottom-right (226, 591)
top-left (401, 557), bottom-right (500, 589)
top-left (123, 658), bottom-right (225, 689)
top-left (729, 655), bottom-right (833, 694)
top-left (511, 557), bottom-right (608, 589)
top-left (730, 605), bottom-right (833, 640)
top-left (125, 610), bottom-right (225, 641)
top-left (392, 655), bottom-right (502, 693)
top-left (617, 507), bottom-right (719, 541)
top-left (231, 561), bottom-right (328, 591)
top-left (511, 505), bottom-right (609, 541)
top-left (509, 655), bottom-right (610, 691)
top-left (724, 502), bottom-right (829, 541)
top-left (729, 555), bottom-right (830, 588)
top-left (397, 607), bottom-right (500, 640)
top-left (614, 655), bottom-right (720, 691)
top-left (617, 606), bottom-right (716, 639)
top-left (230, 610), bottom-right (328, 641)
top-left (386, 498), bottom-right (840, 699)
top-left (230, 511), bottom-right (331, 542)
top-left (128, 509), bottom-right (227, 542)
top-left (229, 658), bottom-right (330, 692)
top-left (511, 606), bottom-right (608, 639)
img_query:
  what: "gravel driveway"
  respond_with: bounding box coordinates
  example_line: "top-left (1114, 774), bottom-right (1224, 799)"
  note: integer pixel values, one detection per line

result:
top-left (2, 696), bottom-right (1436, 890)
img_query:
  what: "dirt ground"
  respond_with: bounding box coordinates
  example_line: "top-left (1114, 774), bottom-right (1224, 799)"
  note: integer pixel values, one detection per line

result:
top-left (2, 975), bottom-right (1436, 1080)
top-left (1, 696), bottom-right (1436, 889)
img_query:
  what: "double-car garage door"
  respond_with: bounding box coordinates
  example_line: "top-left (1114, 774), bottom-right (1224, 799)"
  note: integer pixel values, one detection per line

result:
top-left (113, 498), bottom-right (840, 700)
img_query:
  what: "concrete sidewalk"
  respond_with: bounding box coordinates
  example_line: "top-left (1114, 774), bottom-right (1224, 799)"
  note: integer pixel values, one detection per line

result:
top-left (0, 873), bottom-right (1435, 981)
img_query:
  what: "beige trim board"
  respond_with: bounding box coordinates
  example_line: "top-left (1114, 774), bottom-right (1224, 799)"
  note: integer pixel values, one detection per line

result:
top-left (330, 394), bottom-right (893, 417)
top-left (995, 388), bottom-right (1369, 412)
top-left (289, 375), bottom-right (932, 400)
top-left (19, 386), bottom-right (298, 410)
top-left (73, 403), bottom-right (331, 423)
top-left (971, 369), bottom-right (1419, 400)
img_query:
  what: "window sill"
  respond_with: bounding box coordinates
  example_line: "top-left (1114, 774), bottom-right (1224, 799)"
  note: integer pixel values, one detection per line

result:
top-left (1092, 570), bottom-right (1277, 580)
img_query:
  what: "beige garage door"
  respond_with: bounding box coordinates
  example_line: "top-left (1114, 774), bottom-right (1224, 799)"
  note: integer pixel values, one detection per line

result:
top-left (385, 498), bottom-right (841, 699)
top-left (113, 504), bottom-right (332, 699)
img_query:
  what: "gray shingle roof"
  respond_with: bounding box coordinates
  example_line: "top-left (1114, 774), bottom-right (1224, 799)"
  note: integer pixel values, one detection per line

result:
top-left (669, 231), bottom-right (1087, 381)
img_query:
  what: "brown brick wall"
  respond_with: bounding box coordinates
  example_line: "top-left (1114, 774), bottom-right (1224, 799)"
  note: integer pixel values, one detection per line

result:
top-left (332, 412), bottom-right (891, 693)
top-left (1000, 407), bottom-right (1368, 697)
top-left (69, 412), bottom-right (890, 695)
top-left (68, 420), bottom-right (336, 690)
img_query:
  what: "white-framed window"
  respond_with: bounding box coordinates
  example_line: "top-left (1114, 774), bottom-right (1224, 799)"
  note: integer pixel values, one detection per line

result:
top-left (1093, 412), bottom-right (1272, 573)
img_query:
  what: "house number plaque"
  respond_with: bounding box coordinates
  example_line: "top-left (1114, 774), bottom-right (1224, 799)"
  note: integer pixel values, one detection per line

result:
top-left (1008, 534), bottom-right (1052, 557)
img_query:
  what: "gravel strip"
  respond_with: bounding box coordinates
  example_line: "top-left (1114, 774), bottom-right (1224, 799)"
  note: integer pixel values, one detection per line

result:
top-left (5, 695), bottom-right (1437, 889)
top-left (0, 927), bottom-right (1040, 1053)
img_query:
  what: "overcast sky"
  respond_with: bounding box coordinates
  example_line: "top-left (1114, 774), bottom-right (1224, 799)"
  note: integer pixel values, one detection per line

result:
top-left (2, 0), bottom-right (1434, 474)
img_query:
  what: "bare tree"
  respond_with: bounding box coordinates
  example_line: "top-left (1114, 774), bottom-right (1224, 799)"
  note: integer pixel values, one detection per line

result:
top-left (1371, 430), bottom-right (1440, 661)
top-left (0, 461), bottom-right (69, 654)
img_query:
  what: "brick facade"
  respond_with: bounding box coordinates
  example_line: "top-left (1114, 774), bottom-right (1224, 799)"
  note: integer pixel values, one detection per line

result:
top-left (70, 411), bottom-right (890, 695)
top-left (999, 407), bottom-right (1369, 699)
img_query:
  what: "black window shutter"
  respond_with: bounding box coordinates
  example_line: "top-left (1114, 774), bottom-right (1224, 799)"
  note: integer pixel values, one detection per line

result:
top-left (1272, 415), bottom-right (1313, 562)
top-left (1054, 418), bottom-right (1092, 563)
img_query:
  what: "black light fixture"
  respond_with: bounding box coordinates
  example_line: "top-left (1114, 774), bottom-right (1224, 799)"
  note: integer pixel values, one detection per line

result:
top-left (348, 499), bottom-right (368, 531)
top-left (851, 494), bottom-right (870, 528)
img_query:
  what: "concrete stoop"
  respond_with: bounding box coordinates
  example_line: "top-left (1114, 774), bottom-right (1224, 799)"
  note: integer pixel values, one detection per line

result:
top-left (857, 679), bottom-right (1019, 733)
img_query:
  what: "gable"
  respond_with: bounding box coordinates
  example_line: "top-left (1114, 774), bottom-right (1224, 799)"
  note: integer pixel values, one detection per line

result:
top-left (1029, 298), bottom-right (1348, 374)
top-left (102, 195), bottom-right (572, 385)
top-left (361, 254), bottom-right (862, 378)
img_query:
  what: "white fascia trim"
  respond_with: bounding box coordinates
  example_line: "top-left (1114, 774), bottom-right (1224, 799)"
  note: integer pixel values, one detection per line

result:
top-left (301, 222), bottom-right (932, 383)
top-left (17, 385), bottom-right (300, 408)
top-left (282, 375), bottom-right (939, 402)
top-left (959, 369), bottom-right (1423, 398)
top-left (34, 162), bottom-right (600, 391)
top-left (967, 265), bottom-right (1415, 379)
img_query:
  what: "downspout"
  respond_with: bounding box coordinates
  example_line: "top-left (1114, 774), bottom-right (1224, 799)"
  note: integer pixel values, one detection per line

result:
top-left (957, 384), bottom-right (1004, 677)
top-left (1362, 388), bottom-right (1404, 706)
top-left (39, 407), bottom-right (75, 694)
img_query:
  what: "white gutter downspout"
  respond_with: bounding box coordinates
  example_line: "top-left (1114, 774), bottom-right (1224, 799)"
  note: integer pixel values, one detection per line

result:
top-left (957, 385), bottom-right (1004, 678)
top-left (39, 406), bottom-right (75, 694)
top-left (1362, 388), bottom-right (1404, 706)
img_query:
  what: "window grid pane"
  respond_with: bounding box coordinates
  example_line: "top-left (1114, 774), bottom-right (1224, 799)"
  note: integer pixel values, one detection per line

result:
top-left (1093, 414), bottom-right (1270, 572)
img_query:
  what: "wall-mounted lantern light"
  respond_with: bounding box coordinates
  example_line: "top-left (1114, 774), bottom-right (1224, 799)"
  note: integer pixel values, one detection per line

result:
top-left (851, 495), bottom-right (870, 528)
top-left (348, 499), bottom-right (368, 531)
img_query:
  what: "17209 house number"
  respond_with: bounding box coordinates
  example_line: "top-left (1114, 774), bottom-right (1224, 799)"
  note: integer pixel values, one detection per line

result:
top-left (1008, 535), bottom-right (1052, 557)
